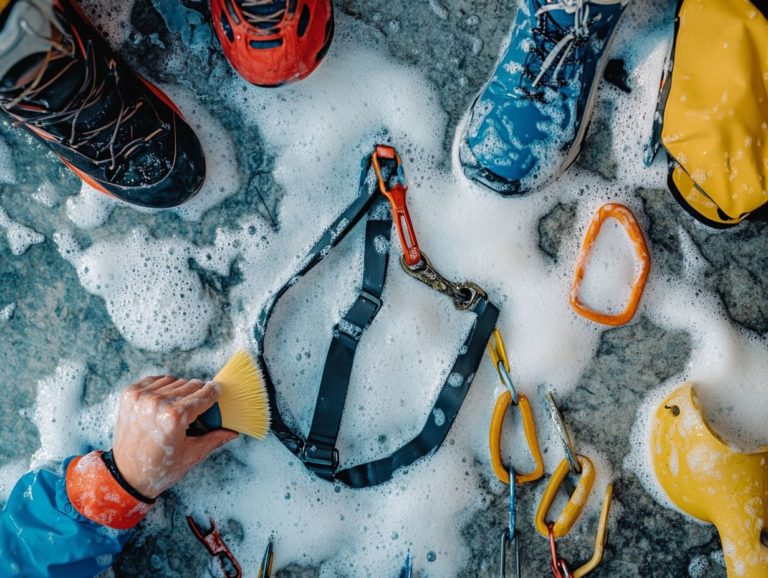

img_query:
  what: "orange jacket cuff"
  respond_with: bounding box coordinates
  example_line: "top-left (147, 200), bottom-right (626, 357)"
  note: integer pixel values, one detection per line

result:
top-left (66, 451), bottom-right (154, 530)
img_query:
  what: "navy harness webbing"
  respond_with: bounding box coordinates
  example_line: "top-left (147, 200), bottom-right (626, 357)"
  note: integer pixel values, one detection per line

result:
top-left (254, 153), bottom-right (500, 488)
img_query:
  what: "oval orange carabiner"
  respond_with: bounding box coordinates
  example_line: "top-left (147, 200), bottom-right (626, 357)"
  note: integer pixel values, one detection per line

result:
top-left (570, 203), bottom-right (650, 326)
top-left (489, 390), bottom-right (545, 485)
top-left (535, 455), bottom-right (596, 539)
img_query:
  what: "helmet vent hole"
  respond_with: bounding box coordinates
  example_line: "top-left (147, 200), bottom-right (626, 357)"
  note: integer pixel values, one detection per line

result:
top-left (297, 5), bottom-right (310, 37)
top-left (249, 38), bottom-right (284, 49)
top-left (220, 12), bottom-right (234, 42)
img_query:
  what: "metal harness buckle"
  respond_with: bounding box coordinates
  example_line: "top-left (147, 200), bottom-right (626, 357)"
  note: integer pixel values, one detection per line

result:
top-left (300, 440), bottom-right (340, 479)
top-left (337, 291), bottom-right (383, 342)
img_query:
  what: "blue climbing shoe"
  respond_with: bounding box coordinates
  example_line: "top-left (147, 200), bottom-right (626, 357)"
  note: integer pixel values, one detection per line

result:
top-left (460, 0), bottom-right (628, 195)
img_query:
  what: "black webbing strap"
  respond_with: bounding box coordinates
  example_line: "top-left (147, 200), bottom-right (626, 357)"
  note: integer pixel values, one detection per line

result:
top-left (302, 214), bottom-right (391, 478)
top-left (254, 154), bottom-right (500, 488)
top-left (336, 295), bottom-right (499, 487)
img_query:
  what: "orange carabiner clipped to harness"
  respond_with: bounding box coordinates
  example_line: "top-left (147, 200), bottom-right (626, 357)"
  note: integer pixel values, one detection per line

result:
top-left (488, 329), bottom-right (545, 486)
top-left (371, 145), bottom-right (422, 268)
top-left (570, 203), bottom-right (650, 326)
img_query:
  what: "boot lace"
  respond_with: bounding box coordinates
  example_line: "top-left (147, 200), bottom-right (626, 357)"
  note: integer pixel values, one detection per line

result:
top-left (525, 0), bottom-right (616, 88)
top-left (0, 4), bottom-right (168, 176)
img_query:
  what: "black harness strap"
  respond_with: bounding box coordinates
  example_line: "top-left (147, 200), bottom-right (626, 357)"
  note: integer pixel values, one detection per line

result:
top-left (303, 213), bottom-right (391, 478)
top-left (337, 295), bottom-right (499, 488)
top-left (254, 153), bottom-right (500, 488)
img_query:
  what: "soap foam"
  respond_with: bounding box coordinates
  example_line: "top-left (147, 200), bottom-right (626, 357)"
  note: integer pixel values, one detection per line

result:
top-left (577, 216), bottom-right (641, 315)
top-left (54, 228), bottom-right (234, 352)
top-left (66, 182), bottom-right (115, 230)
top-left (0, 137), bottom-right (16, 185)
top-left (0, 207), bottom-right (44, 256)
top-left (0, 303), bottom-right (15, 322)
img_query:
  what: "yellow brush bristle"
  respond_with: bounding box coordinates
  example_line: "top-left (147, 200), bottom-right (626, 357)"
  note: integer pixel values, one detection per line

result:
top-left (213, 349), bottom-right (271, 439)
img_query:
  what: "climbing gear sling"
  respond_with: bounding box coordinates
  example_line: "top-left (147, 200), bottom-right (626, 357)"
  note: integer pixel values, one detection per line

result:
top-left (254, 145), bottom-right (500, 488)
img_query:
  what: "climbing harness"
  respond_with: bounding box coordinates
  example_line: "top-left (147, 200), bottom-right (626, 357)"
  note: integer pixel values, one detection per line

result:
top-left (537, 394), bottom-right (613, 577)
top-left (487, 329), bottom-right (545, 577)
top-left (570, 204), bottom-right (650, 327)
top-left (254, 145), bottom-right (500, 488)
top-left (187, 516), bottom-right (242, 578)
top-left (257, 538), bottom-right (274, 578)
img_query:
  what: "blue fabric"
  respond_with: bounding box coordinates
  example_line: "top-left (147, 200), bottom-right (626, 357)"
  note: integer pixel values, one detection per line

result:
top-left (460, 0), bottom-right (626, 195)
top-left (0, 457), bottom-right (132, 578)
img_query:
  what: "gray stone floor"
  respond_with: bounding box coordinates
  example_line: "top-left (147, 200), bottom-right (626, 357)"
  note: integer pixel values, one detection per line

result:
top-left (2, 0), bottom-right (767, 576)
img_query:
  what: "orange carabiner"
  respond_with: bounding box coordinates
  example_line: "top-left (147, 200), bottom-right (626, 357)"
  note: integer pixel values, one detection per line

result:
top-left (570, 203), bottom-right (650, 326)
top-left (371, 145), bottom-right (422, 268)
top-left (487, 329), bottom-right (545, 485)
top-left (535, 455), bottom-right (596, 539)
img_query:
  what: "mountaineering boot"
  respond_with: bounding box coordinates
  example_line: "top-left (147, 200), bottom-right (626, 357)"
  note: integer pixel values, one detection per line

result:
top-left (0, 0), bottom-right (206, 208)
top-left (459, 0), bottom-right (628, 196)
top-left (211, 0), bottom-right (334, 87)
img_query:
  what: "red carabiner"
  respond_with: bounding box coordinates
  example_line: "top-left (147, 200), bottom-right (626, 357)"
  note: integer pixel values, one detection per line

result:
top-left (371, 145), bottom-right (422, 268)
top-left (187, 516), bottom-right (243, 578)
top-left (548, 522), bottom-right (574, 578)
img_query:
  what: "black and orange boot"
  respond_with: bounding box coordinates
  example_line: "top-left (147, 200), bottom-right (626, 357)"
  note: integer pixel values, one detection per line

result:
top-left (211, 0), bottom-right (333, 87)
top-left (0, 0), bottom-right (206, 208)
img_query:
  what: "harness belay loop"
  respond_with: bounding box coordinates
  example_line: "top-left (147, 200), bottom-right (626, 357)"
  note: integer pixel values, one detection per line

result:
top-left (254, 145), bottom-right (500, 488)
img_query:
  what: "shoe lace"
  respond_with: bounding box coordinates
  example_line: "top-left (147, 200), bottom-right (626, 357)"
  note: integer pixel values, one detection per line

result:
top-left (238, 0), bottom-right (287, 32)
top-left (0, 5), bottom-right (167, 175)
top-left (533, 0), bottom-right (593, 87)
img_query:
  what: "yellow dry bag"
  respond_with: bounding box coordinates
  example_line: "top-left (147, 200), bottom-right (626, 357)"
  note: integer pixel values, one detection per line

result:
top-left (656, 0), bottom-right (768, 227)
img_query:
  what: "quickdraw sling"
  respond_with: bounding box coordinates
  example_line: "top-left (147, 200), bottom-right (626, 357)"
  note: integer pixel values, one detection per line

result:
top-left (254, 145), bottom-right (500, 488)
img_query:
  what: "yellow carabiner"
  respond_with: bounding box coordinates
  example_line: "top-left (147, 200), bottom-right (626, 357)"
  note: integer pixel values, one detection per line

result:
top-left (572, 483), bottom-right (613, 578)
top-left (487, 328), bottom-right (544, 485)
top-left (489, 390), bottom-right (544, 485)
top-left (488, 328), bottom-right (511, 380)
top-left (535, 455), bottom-right (596, 539)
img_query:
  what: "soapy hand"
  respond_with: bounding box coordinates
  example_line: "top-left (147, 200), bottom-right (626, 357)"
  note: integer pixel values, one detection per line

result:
top-left (112, 376), bottom-right (238, 499)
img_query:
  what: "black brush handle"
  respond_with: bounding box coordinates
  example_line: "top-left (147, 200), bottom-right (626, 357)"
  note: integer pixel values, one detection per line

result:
top-left (186, 402), bottom-right (222, 436)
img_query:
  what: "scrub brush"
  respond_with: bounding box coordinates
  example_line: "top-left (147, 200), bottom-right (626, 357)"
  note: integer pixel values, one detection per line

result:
top-left (190, 350), bottom-right (271, 439)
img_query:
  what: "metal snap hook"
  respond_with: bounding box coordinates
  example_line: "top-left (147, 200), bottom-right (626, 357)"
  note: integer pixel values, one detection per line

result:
top-left (186, 516), bottom-right (242, 578)
top-left (546, 391), bottom-right (581, 475)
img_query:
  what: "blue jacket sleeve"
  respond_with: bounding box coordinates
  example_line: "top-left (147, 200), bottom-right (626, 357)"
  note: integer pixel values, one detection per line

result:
top-left (0, 457), bottom-right (133, 578)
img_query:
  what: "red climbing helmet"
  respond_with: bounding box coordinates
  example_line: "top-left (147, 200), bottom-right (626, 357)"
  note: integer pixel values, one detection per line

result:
top-left (210, 0), bottom-right (334, 87)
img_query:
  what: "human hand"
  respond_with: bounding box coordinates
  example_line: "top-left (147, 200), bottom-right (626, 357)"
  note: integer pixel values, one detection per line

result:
top-left (112, 376), bottom-right (238, 499)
